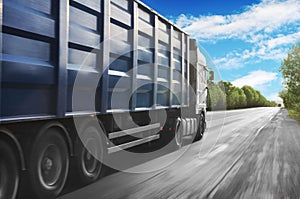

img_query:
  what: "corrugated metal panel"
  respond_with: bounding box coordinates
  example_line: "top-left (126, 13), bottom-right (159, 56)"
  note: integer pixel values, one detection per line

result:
top-left (74, 0), bottom-right (101, 12)
top-left (171, 29), bottom-right (183, 106)
top-left (1, 0), bottom-right (57, 118)
top-left (67, 0), bottom-right (102, 113)
top-left (135, 5), bottom-right (154, 108)
top-left (111, 0), bottom-right (132, 26)
top-left (185, 35), bottom-right (190, 106)
top-left (107, 0), bottom-right (133, 111)
top-left (1, 0), bottom-right (190, 120)
top-left (3, 2), bottom-right (55, 38)
top-left (3, 34), bottom-right (51, 62)
top-left (181, 33), bottom-right (187, 106)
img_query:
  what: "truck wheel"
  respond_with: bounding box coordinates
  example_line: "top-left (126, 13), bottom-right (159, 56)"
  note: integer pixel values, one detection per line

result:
top-left (0, 140), bottom-right (19, 199)
top-left (75, 126), bottom-right (105, 185)
top-left (194, 113), bottom-right (205, 142)
top-left (200, 113), bottom-right (206, 136)
top-left (174, 118), bottom-right (183, 148)
top-left (29, 128), bottom-right (69, 199)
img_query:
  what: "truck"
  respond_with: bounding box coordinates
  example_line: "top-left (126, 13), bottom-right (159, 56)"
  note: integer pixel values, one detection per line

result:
top-left (0, 0), bottom-right (213, 198)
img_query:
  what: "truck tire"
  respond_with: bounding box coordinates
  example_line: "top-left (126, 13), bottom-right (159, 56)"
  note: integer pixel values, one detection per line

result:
top-left (194, 113), bottom-right (205, 142)
top-left (75, 126), bottom-right (105, 185)
top-left (174, 118), bottom-right (183, 149)
top-left (0, 140), bottom-right (19, 199)
top-left (29, 127), bottom-right (69, 199)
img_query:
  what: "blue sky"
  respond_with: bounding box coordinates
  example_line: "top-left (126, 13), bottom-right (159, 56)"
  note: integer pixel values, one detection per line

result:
top-left (140, 0), bottom-right (300, 103)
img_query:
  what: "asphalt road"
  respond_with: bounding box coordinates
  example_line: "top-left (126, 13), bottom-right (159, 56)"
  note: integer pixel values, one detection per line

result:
top-left (60, 107), bottom-right (300, 199)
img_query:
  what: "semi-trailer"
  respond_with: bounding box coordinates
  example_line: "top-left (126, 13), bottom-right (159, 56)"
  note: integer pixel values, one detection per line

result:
top-left (0, 0), bottom-right (213, 198)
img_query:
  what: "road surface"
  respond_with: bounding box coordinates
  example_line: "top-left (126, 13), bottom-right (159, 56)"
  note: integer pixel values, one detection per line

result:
top-left (60, 107), bottom-right (300, 199)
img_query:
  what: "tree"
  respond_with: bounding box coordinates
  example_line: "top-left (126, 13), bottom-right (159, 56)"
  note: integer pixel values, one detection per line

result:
top-left (220, 81), bottom-right (234, 96)
top-left (207, 81), bottom-right (276, 111)
top-left (218, 82), bottom-right (271, 109)
top-left (218, 81), bottom-right (245, 109)
top-left (280, 43), bottom-right (300, 121)
top-left (237, 88), bottom-right (247, 108)
top-left (281, 44), bottom-right (300, 96)
top-left (207, 82), bottom-right (226, 110)
top-left (279, 90), bottom-right (293, 109)
top-left (242, 86), bottom-right (257, 107)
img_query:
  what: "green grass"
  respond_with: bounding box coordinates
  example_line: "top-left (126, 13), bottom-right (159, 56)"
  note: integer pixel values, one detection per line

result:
top-left (288, 109), bottom-right (300, 123)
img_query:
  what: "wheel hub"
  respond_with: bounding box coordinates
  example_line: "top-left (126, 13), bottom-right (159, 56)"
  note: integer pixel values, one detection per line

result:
top-left (83, 148), bottom-right (97, 174)
top-left (42, 157), bottom-right (53, 171)
top-left (86, 152), bottom-right (92, 161)
top-left (82, 138), bottom-right (101, 177)
top-left (38, 145), bottom-right (62, 188)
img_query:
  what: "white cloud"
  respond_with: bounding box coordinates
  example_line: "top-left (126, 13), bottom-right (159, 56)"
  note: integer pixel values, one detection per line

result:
top-left (214, 54), bottom-right (249, 69)
top-left (243, 44), bottom-right (288, 60)
top-left (267, 31), bottom-right (300, 49)
top-left (176, 0), bottom-right (300, 43)
top-left (212, 41), bottom-right (293, 70)
top-left (175, 0), bottom-right (300, 70)
top-left (232, 70), bottom-right (278, 88)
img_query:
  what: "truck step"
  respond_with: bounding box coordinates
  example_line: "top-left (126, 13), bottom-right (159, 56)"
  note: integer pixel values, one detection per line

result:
top-left (108, 135), bottom-right (160, 154)
top-left (108, 123), bottom-right (160, 139)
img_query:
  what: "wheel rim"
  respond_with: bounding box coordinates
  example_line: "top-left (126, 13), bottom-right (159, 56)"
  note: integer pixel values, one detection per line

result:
top-left (30, 127), bottom-right (69, 198)
top-left (0, 142), bottom-right (19, 199)
top-left (175, 119), bottom-right (183, 146)
top-left (0, 162), bottom-right (9, 198)
top-left (38, 144), bottom-right (62, 189)
top-left (82, 138), bottom-right (99, 176)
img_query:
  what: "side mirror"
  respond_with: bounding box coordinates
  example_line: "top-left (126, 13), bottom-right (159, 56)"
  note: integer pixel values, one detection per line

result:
top-left (209, 71), bottom-right (214, 81)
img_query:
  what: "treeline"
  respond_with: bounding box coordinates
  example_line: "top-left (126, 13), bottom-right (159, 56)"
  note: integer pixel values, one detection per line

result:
top-left (207, 81), bottom-right (277, 110)
top-left (280, 42), bottom-right (300, 121)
